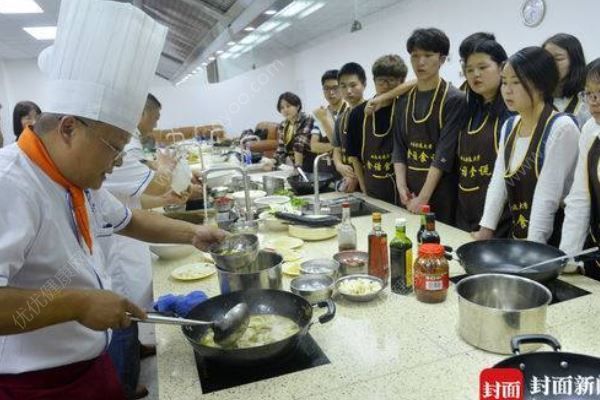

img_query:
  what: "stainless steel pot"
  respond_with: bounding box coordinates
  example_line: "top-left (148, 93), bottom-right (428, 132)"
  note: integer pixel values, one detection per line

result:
top-left (456, 273), bottom-right (552, 354)
top-left (216, 250), bottom-right (282, 294)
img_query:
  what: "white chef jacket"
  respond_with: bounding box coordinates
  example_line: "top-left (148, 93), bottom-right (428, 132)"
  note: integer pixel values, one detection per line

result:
top-left (480, 114), bottom-right (580, 243)
top-left (560, 119), bottom-right (600, 256)
top-left (0, 144), bottom-right (131, 373)
top-left (99, 129), bottom-right (155, 308)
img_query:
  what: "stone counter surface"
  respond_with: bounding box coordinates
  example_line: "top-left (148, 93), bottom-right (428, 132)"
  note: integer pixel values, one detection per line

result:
top-left (152, 193), bottom-right (600, 400)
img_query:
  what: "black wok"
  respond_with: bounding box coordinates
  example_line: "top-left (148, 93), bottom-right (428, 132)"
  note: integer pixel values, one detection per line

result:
top-left (287, 172), bottom-right (334, 195)
top-left (494, 335), bottom-right (600, 399)
top-left (454, 240), bottom-right (568, 282)
top-left (182, 289), bottom-right (335, 365)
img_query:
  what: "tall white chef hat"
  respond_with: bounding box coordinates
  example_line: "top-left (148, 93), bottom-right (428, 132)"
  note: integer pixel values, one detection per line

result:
top-left (37, 0), bottom-right (167, 134)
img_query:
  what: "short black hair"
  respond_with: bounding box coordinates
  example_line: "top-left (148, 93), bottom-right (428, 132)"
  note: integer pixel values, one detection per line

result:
top-left (321, 70), bottom-right (339, 86)
top-left (338, 62), bottom-right (367, 86)
top-left (507, 46), bottom-right (558, 104)
top-left (407, 28), bottom-right (450, 56)
top-left (146, 93), bottom-right (161, 109)
top-left (277, 92), bottom-right (302, 112)
top-left (586, 58), bottom-right (600, 83)
top-left (372, 55), bottom-right (408, 80)
top-left (543, 33), bottom-right (586, 98)
top-left (459, 32), bottom-right (496, 61)
top-left (13, 101), bottom-right (41, 139)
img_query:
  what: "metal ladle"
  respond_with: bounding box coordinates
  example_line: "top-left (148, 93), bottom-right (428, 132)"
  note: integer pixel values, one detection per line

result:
top-left (130, 303), bottom-right (250, 346)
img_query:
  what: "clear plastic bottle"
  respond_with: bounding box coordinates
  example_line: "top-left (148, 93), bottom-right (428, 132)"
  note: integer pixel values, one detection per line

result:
top-left (337, 202), bottom-right (357, 251)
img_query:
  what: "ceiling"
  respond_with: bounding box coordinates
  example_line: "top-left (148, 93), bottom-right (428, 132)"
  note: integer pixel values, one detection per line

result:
top-left (0, 0), bottom-right (404, 83)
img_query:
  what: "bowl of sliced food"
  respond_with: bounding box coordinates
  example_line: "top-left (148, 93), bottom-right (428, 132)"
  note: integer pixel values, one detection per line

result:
top-left (335, 274), bottom-right (384, 302)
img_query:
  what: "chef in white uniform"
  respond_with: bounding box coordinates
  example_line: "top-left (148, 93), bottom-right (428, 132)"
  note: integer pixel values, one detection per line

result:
top-left (0, 1), bottom-right (225, 399)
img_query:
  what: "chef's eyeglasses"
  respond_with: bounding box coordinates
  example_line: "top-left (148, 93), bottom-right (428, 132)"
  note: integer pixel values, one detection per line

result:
top-left (579, 91), bottom-right (600, 104)
top-left (73, 116), bottom-right (127, 161)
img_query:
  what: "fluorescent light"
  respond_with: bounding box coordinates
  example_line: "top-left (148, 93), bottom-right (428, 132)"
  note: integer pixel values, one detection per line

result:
top-left (23, 26), bottom-right (56, 40)
top-left (0, 0), bottom-right (42, 14)
top-left (221, 52), bottom-right (232, 60)
top-left (216, 50), bottom-right (224, 55)
top-left (254, 34), bottom-right (271, 46)
top-left (257, 21), bottom-right (281, 33)
top-left (278, 1), bottom-right (311, 18)
top-left (239, 45), bottom-right (253, 54)
top-left (208, 56), bottom-right (216, 61)
top-left (299, 2), bottom-right (324, 18)
top-left (274, 22), bottom-right (291, 33)
top-left (231, 53), bottom-right (242, 60)
top-left (264, 9), bottom-right (277, 15)
top-left (240, 34), bottom-right (260, 45)
top-left (229, 44), bottom-right (246, 53)
top-left (227, 41), bottom-right (236, 46)
top-left (243, 26), bottom-right (255, 32)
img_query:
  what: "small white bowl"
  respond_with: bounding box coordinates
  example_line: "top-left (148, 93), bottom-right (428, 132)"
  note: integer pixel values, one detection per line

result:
top-left (231, 190), bottom-right (266, 207)
top-left (150, 243), bottom-right (195, 260)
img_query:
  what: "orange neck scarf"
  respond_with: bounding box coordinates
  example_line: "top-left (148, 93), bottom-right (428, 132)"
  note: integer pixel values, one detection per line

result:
top-left (18, 127), bottom-right (93, 254)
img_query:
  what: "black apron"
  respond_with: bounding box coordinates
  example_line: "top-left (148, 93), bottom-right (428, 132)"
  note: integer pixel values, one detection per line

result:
top-left (404, 79), bottom-right (457, 225)
top-left (361, 99), bottom-right (398, 205)
top-left (503, 105), bottom-right (564, 245)
top-left (585, 137), bottom-right (600, 280)
top-left (563, 96), bottom-right (580, 114)
top-left (456, 107), bottom-right (511, 236)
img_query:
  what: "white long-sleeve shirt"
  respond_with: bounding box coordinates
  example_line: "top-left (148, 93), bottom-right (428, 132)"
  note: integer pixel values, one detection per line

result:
top-left (560, 119), bottom-right (600, 256)
top-left (554, 96), bottom-right (591, 128)
top-left (480, 114), bottom-right (580, 243)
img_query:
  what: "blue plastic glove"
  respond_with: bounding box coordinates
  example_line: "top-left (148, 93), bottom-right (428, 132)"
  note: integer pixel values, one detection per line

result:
top-left (153, 291), bottom-right (208, 317)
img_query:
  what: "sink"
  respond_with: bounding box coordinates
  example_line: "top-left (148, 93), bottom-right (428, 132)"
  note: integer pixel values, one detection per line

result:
top-left (302, 196), bottom-right (390, 217)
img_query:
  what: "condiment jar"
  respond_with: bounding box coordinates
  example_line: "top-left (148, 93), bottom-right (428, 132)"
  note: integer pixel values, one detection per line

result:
top-left (413, 243), bottom-right (449, 303)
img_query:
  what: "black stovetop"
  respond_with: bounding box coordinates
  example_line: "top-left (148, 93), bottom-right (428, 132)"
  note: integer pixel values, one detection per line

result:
top-left (194, 334), bottom-right (330, 394)
top-left (450, 274), bottom-right (591, 305)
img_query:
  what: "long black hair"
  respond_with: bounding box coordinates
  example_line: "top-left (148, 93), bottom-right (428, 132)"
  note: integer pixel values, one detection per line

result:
top-left (465, 39), bottom-right (508, 119)
top-left (506, 47), bottom-right (558, 105)
top-left (543, 33), bottom-right (586, 98)
top-left (13, 101), bottom-right (41, 139)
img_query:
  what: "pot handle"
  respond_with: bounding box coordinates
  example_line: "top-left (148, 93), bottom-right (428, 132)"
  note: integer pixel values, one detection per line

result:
top-left (511, 334), bottom-right (562, 355)
top-left (313, 299), bottom-right (336, 324)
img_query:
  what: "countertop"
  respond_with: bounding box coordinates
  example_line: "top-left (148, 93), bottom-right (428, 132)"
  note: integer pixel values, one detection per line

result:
top-left (152, 192), bottom-right (600, 400)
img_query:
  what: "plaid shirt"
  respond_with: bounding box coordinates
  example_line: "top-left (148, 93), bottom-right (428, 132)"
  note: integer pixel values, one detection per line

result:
top-left (275, 112), bottom-right (315, 166)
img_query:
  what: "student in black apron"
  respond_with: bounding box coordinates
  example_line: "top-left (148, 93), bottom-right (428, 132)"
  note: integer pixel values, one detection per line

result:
top-left (346, 55), bottom-right (408, 205)
top-left (274, 92), bottom-right (317, 172)
top-left (560, 58), bottom-right (600, 280)
top-left (313, 69), bottom-right (347, 178)
top-left (392, 28), bottom-right (467, 226)
top-left (543, 34), bottom-right (591, 127)
top-left (474, 47), bottom-right (580, 246)
top-left (331, 62), bottom-right (368, 193)
top-left (456, 37), bottom-right (513, 236)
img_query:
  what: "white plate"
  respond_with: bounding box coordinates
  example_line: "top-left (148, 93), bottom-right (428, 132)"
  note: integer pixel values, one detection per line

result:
top-left (254, 196), bottom-right (291, 208)
top-left (288, 225), bottom-right (337, 241)
top-left (170, 263), bottom-right (216, 281)
top-left (278, 248), bottom-right (302, 262)
top-left (263, 237), bottom-right (304, 250)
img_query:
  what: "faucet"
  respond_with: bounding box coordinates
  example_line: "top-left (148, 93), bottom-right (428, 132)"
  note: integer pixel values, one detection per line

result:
top-left (312, 153), bottom-right (330, 215)
top-left (202, 166), bottom-right (252, 222)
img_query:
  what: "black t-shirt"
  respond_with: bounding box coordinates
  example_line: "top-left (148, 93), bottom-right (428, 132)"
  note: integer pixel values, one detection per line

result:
top-left (346, 102), bottom-right (395, 161)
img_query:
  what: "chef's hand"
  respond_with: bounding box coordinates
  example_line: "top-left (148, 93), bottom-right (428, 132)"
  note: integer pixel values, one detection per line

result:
top-left (191, 170), bottom-right (203, 185)
top-left (163, 189), bottom-right (190, 205)
top-left (397, 186), bottom-right (414, 207)
top-left (471, 228), bottom-right (494, 241)
top-left (75, 289), bottom-right (146, 331)
top-left (192, 226), bottom-right (228, 251)
top-left (336, 163), bottom-right (356, 179)
top-left (313, 106), bottom-right (329, 122)
top-left (563, 261), bottom-right (584, 274)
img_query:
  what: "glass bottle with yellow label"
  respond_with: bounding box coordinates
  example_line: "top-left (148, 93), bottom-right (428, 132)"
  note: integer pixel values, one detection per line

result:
top-left (390, 218), bottom-right (413, 295)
